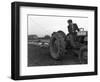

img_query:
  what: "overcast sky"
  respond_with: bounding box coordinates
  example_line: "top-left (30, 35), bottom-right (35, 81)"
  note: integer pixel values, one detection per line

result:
top-left (28, 15), bottom-right (88, 37)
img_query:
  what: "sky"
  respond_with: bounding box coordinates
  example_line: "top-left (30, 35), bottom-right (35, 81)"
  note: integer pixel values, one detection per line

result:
top-left (28, 15), bottom-right (88, 37)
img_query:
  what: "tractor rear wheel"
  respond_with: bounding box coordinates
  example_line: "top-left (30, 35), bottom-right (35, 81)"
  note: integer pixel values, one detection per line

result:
top-left (49, 31), bottom-right (66, 60)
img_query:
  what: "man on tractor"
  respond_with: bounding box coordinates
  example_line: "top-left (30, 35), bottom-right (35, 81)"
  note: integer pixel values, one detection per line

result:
top-left (49, 19), bottom-right (87, 63)
top-left (67, 19), bottom-right (80, 48)
top-left (67, 19), bottom-right (79, 34)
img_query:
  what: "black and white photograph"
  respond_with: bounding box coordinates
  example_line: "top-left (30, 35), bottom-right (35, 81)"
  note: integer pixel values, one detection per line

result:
top-left (11, 2), bottom-right (97, 80)
top-left (28, 15), bottom-right (88, 67)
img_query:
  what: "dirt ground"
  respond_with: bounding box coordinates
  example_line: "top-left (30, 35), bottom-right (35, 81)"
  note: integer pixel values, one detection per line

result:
top-left (28, 44), bottom-right (81, 67)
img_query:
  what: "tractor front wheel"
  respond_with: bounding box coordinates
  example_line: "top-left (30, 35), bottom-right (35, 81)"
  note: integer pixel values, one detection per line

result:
top-left (79, 46), bottom-right (87, 64)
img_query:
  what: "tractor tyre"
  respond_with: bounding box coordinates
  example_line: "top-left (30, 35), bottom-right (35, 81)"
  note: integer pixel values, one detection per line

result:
top-left (79, 46), bottom-right (87, 64)
top-left (49, 31), bottom-right (66, 60)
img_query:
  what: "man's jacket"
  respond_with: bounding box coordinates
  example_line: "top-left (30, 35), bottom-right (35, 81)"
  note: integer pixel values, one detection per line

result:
top-left (68, 23), bottom-right (79, 34)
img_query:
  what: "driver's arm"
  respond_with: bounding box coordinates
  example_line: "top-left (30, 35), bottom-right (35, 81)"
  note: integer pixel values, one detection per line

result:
top-left (74, 24), bottom-right (80, 32)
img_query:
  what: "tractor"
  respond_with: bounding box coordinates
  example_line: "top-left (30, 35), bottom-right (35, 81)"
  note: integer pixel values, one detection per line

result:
top-left (49, 28), bottom-right (88, 64)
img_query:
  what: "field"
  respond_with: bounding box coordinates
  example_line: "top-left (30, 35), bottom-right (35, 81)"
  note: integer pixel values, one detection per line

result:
top-left (28, 44), bottom-right (81, 67)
